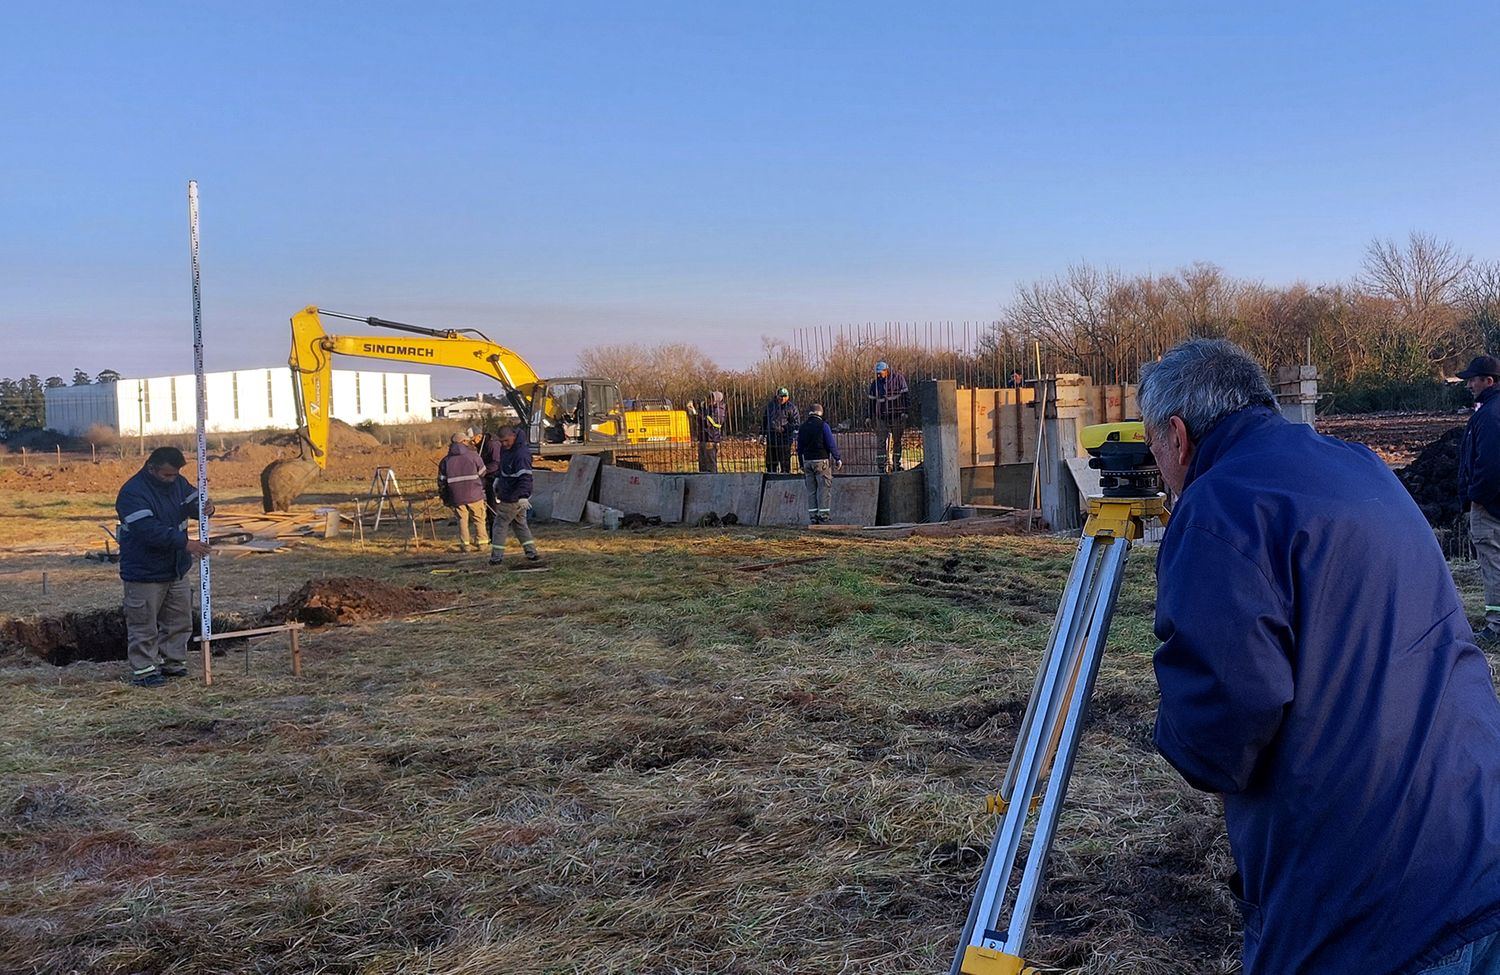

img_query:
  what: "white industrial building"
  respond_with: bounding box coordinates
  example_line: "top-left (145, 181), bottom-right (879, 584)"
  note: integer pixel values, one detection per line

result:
top-left (44, 368), bottom-right (434, 437)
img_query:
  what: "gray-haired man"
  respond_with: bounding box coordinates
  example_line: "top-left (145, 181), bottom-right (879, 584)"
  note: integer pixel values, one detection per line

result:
top-left (1142, 338), bottom-right (1500, 974)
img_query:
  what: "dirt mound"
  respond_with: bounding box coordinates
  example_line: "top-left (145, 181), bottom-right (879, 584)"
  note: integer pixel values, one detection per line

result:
top-left (329, 419), bottom-right (382, 448)
top-left (267, 576), bottom-right (457, 626)
top-left (219, 441), bottom-right (290, 466)
top-left (1397, 427), bottom-right (1464, 527)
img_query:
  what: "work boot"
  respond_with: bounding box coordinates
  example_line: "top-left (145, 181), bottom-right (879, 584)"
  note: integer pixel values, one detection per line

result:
top-left (131, 671), bottom-right (167, 688)
top-left (160, 664), bottom-right (189, 679)
top-left (489, 553), bottom-right (505, 566)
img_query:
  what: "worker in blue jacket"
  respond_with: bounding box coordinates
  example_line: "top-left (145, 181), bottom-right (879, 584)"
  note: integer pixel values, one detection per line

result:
top-left (795, 403), bottom-right (842, 523)
top-left (115, 446), bottom-right (213, 687)
top-left (488, 426), bottom-right (543, 569)
top-left (1142, 338), bottom-right (1500, 975)
top-left (1457, 354), bottom-right (1500, 644)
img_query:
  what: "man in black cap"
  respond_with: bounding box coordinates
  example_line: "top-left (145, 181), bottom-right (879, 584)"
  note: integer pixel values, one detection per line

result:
top-left (1459, 354), bottom-right (1500, 644)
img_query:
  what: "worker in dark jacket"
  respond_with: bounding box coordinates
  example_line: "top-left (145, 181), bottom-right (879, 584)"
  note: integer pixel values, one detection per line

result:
top-left (489, 426), bottom-right (543, 568)
top-left (115, 446), bottom-right (213, 687)
top-left (437, 433), bottom-right (489, 553)
top-left (1143, 338), bottom-right (1500, 975)
top-left (795, 404), bottom-right (842, 523)
top-left (692, 391), bottom-right (726, 473)
top-left (1458, 354), bottom-right (1500, 644)
top-left (763, 387), bottom-right (800, 473)
top-left (867, 360), bottom-right (909, 471)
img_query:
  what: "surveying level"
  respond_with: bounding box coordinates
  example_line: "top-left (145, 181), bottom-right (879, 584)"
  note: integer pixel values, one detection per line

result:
top-left (950, 421), bottom-right (1168, 975)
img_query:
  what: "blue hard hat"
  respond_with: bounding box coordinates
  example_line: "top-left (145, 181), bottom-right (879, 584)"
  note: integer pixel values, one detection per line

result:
top-left (875, 361), bottom-right (889, 373)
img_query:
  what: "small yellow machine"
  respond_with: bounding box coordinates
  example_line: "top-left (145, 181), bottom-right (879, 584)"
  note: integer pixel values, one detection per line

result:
top-left (951, 421), bottom-right (1168, 975)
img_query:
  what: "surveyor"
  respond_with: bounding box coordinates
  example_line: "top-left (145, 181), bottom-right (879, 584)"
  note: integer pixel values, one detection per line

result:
top-left (489, 425), bottom-right (544, 569)
top-left (763, 387), bottom-right (800, 473)
top-left (1142, 338), bottom-right (1500, 975)
top-left (694, 390), bottom-right (726, 473)
top-left (795, 403), bottom-right (842, 524)
top-left (867, 360), bottom-right (909, 471)
top-left (437, 432), bottom-right (489, 553)
top-left (1458, 354), bottom-right (1500, 645)
top-left (114, 446), bottom-right (214, 687)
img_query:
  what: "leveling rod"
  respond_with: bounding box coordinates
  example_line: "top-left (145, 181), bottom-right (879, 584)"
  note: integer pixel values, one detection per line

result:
top-left (951, 423), bottom-right (1168, 975)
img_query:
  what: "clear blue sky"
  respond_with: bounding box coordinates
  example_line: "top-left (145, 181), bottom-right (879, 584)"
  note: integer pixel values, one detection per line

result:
top-left (2, 2), bottom-right (1498, 395)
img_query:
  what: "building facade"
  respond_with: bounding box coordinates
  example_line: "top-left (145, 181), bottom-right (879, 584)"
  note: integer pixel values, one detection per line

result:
top-left (44, 369), bottom-right (434, 437)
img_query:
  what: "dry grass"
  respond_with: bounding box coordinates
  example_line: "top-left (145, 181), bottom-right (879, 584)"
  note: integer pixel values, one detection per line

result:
top-left (34, 485), bottom-right (1500, 973)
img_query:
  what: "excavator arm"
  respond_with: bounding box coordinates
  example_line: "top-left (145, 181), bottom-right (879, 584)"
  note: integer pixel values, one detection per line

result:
top-left (288, 305), bottom-right (543, 468)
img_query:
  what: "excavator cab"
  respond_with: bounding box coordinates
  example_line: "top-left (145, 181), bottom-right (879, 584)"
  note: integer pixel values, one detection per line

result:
top-left (530, 379), bottom-right (626, 447)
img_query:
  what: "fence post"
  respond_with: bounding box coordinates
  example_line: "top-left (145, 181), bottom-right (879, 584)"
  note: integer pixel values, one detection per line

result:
top-left (1039, 374), bottom-right (1089, 533)
top-left (1274, 365), bottom-right (1319, 427)
top-left (917, 379), bottom-right (960, 522)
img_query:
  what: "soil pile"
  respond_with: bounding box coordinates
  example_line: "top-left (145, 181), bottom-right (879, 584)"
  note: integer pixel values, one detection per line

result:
top-left (267, 576), bottom-right (457, 626)
top-left (1397, 427), bottom-right (1465, 527)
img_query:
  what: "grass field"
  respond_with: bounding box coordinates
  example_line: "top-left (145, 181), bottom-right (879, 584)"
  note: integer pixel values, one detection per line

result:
top-left (0, 486), bottom-right (1491, 974)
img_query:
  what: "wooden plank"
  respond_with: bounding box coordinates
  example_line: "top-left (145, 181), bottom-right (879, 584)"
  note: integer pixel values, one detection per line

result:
top-left (193, 622), bottom-right (304, 642)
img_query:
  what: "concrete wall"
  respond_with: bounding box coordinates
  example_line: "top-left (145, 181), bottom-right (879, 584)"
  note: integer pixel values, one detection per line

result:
top-left (45, 370), bottom-right (433, 437)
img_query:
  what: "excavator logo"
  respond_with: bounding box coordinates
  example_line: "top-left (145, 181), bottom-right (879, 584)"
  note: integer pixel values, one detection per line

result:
top-left (361, 342), bottom-right (435, 358)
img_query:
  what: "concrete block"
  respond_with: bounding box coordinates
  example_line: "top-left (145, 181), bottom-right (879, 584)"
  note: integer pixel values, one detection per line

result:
top-left (829, 475), bottom-right (880, 526)
top-left (759, 476), bottom-right (810, 527)
top-left (877, 468), bottom-right (926, 525)
top-left (583, 500), bottom-right (624, 526)
top-left (552, 454), bottom-right (601, 523)
top-left (682, 473), bottom-right (764, 526)
top-left (528, 469), bottom-right (563, 522)
top-left (600, 465), bottom-right (686, 523)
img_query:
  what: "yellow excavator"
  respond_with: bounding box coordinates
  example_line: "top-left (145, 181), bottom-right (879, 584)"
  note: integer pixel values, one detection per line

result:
top-left (259, 306), bottom-right (690, 510)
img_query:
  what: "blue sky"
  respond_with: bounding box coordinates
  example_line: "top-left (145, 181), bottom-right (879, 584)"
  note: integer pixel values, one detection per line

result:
top-left (2, 2), bottom-right (1498, 394)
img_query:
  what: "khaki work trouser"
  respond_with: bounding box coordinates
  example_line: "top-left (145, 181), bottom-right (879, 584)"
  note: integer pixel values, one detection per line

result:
top-left (1472, 506), bottom-right (1500, 633)
top-left (804, 459), bottom-right (833, 524)
top-left (452, 500), bottom-right (490, 549)
top-left (490, 499), bottom-right (537, 557)
top-left (124, 577), bottom-right (192, 678)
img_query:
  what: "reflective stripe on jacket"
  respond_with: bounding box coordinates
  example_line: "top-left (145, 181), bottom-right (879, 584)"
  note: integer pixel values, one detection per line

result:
top-left (437, 442), bottom-right (486, 506)
top-left (115, 466), bottom-right (198, 583)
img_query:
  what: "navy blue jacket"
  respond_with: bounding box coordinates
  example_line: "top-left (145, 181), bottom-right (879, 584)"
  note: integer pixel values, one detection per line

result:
top-left (1153, 406), bottom-right (1500, 974)
top-left (795, 416), bottom-right (841, 463)
top-left (868, 370), bottom-right (909, 420)
top-left (437, 442), bottom-right (486, 506)
top-left (764, 397), bottom-right (800, 439)
top-left (115, 466), bottom-right (200, 583)
top-left (493, 430), bottom-right (533, 503)
top-left (1460, 385), bottom-right (1500, 517)
top-left (698, 400), bottom-right (726, 444)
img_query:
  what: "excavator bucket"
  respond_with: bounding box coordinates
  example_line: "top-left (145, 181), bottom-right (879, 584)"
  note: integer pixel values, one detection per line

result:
top-left (260, 457), bottom-right (321, 513)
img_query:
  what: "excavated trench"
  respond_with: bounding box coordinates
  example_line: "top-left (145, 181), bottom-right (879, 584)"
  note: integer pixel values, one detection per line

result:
top-left (0, 577), bottom-right (458, 666)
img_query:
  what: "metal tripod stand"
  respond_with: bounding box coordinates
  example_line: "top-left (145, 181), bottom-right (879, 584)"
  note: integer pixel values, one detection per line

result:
top-left (951, 492), bottom-right (1168, 975)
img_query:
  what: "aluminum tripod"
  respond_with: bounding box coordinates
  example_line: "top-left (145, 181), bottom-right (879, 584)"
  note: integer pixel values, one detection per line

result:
top-left (952, 494), bottom-right (1168, 975)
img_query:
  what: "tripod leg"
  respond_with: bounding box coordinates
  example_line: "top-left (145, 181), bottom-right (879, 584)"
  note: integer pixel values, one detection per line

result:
top-left (950, 536), bottom-right (1132, 973)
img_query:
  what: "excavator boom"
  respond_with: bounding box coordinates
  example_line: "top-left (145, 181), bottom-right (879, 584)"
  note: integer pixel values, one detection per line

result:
top-left (289, 306), bottom-right (543, 468)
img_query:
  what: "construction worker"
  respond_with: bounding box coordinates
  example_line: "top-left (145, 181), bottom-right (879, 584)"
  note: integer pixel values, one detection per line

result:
top-left (489, 425), bottom-right (544, 569)
top-left (437, 432), bottom-right (489, 553)
top-left (1458, 354), bottom-right (1500, 645)
top-left (694, 390), bottom-right (726, 473)
top-left (114, 446), bottom-right (213, 687)
top-left (795, 403), bottom-right (842, 524)
top-left (867, 360), bottom-right (909, 472)
top-left (1141, 338), bottom-right (1500, 975)
top-left (763, 387), bottom-right (800, 473)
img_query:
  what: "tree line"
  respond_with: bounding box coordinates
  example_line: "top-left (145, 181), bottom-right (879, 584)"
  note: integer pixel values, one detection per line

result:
top-left (580, 233), bottom-right (1500, 420)
top-left (0, 369), bottom-right (122, 435)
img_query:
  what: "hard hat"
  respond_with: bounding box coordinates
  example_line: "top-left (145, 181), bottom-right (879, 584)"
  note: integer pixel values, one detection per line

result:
top-left (777, 387), bottom-right (789, 397)
top-left (875, 361), bottom-right (889, 373)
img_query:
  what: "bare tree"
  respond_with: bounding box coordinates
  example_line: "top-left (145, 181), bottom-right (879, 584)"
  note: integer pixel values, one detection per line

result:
top-left (1359, 232), bottom-right (1471, 374)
